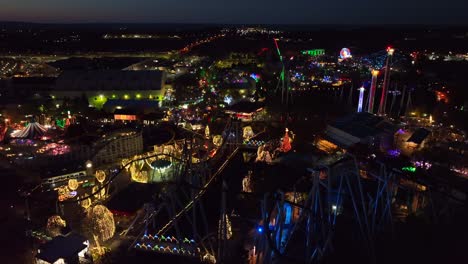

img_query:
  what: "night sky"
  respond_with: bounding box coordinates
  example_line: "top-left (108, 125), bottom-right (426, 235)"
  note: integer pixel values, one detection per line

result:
top-left (1, 0), bottom-right (468, 24)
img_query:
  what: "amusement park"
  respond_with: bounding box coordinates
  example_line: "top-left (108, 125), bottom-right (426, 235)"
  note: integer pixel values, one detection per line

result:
top-left (1, 23), bottom-right (467, 264)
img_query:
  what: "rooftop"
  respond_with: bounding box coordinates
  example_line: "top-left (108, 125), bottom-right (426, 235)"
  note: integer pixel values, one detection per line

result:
top-left (331, 112), bottom-right (398, 138)
top-left (407, 128), bottom-right (431, 144)
top-left (36, 233), bottom-right (87, 263)
top-left (55, 70), bottom-right (165, 91)
top-left (225, 101), bottom-right (264, 114)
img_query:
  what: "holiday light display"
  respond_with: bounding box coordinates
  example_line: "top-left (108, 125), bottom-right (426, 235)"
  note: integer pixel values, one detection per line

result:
top-left (205, 125), bottom-right (210, 139)
top-left (68, 179), bottom-right (79, 191)
top-left (81, 197), bottom-right (92, 209)
top-left (213, 135), bottom-right (223, 147)
top-left (36, 143), bottom-right (71, 156)
top-left (85, 205), bottom-right (115, 243)
top-left (95, 170), bottom-right (106, 184)
top-left (281, 128), bottom-right (292, 152)
top-left (135, 234), bottom-right (200, 257)
top-left (242, 126), bottom-right (254, 140)
top-left (46, 215), bottom-right (66, 237)
top-left (242, 171), bottom-right (253, 193)
top-left (218, 214), bottom-right (233, 240)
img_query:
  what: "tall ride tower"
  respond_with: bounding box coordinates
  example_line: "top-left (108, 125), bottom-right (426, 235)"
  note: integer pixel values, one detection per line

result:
top-left (273, 38), bottom-right (291, 105)
top-left (357, 86), bottom-right (365, 113)
top-left (367, 69), bottom-right (379, 113)
top-left (378, 47), bottom-right (395, 115)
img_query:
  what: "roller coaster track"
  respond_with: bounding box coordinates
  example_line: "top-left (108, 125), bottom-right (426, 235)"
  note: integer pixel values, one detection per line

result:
top-left (61, 119), bottom-right (237, 204)
top-left (59, 152), bottom-right (185, 204)
top-left (156, 147), bottom-right (240, 236)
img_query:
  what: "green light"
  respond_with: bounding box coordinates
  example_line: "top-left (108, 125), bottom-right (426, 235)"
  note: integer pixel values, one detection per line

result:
top-left (56, 119), bottom-right (65, 128)
top-left (112, 94), bottom-right (116, 98)
top-left (273, 38), bottom-right (283, 62)
top-left (124, 94), bottom-right (129, 99)
top-left (402, 166), bottom-right (416, 172)
top-left (302, 49), bottom-right (325, 56)
top-left (136, 94), bottom-right (141, 99)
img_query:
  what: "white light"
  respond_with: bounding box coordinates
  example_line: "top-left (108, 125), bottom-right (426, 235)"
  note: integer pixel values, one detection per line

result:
top-left (86, 162), bottom-right (93, 168)
top-left (332, 205), bottom-right (337, 211)
top-left (224, 95), bottom-right (233, 105)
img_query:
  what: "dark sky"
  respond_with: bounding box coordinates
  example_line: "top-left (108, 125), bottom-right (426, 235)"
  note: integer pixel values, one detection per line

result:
top-left (1, 0), bottom-right (468, 24)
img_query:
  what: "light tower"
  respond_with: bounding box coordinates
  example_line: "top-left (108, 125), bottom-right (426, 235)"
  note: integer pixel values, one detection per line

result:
top-left (273, 38), bottom-right (291, 105)
top-left (378, 47), bottom-right (394, 115)
top-left (367, 69), bottom-right (379, 113)
top-left (357, 86), bottom-right (365, 113)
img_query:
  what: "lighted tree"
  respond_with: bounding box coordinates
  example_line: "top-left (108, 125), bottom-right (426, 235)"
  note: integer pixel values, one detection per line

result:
top-left (205, 125), bottom-right (210, 139)
top-left (202, 253), bottom-right (217, 264)
top-left (218, 214), bottom-right (232, 240)
top-left (281, 128), bottom-right (292, 153)
top-left (68, 179), bottom-right (79, 191)
top-left (81, 197), bottom-right (91, 209)
top-left (243, 126), bottom-right (254, 140)
top-left (46, 215), bottom-right (66, 237)
top-left (84, 205), bottom-right (115, 253)
top-left (213, 135), bottom-right (223, 147)
top-left (95, 170), bottom-right (106, 184)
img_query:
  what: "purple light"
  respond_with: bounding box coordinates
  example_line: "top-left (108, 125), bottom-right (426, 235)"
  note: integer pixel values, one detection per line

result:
top-left (250, 73), bottom-right (260, 83)
top-left (397, 129), bottom-right (405, 134)
top-left (357, 87), bottom-right (365, 113)
top-left (387, 149), bottom-right (401, 157)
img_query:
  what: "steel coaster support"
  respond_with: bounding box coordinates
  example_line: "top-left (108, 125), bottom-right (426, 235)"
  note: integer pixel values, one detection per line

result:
top-left (217, 179), bottom-right (228, 263)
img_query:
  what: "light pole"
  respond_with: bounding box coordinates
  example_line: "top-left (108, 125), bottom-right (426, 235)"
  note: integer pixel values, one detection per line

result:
top-left (368, 69), bottom-right (379, 113)
top-left (378, 47), bottom-right (394, 115)
top-left (85, 160), bottom-right (93, 176)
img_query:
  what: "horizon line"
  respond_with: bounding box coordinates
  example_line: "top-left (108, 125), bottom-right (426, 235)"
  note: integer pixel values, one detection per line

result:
top-left (1, 20), bottom-right (468, 27)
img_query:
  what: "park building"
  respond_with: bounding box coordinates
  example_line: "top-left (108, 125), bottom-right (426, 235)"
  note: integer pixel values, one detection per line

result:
top-left (325, 112), bottom-right (399, 151)
top-left (91, 129), bottom-right (144, 166)
top-left (52, 70), bottom-right (167, 108)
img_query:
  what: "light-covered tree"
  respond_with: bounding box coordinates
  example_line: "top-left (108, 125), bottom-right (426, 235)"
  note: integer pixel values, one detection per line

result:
top-left (95, 170), bottom-right (106, 184)
top-left (46, 215), bottom-right (66, 237)
top-left (84, 205), bottom-right (115, 253)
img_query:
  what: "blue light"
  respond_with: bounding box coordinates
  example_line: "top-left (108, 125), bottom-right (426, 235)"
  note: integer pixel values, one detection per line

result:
top-left (257, 227), bottom-right (263, 233)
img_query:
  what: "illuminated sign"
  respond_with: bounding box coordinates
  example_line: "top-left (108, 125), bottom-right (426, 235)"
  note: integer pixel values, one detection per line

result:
top-left (301, 49), bottom-right (325, 56)
top-left (114, 115), bottom-right (137, 121)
